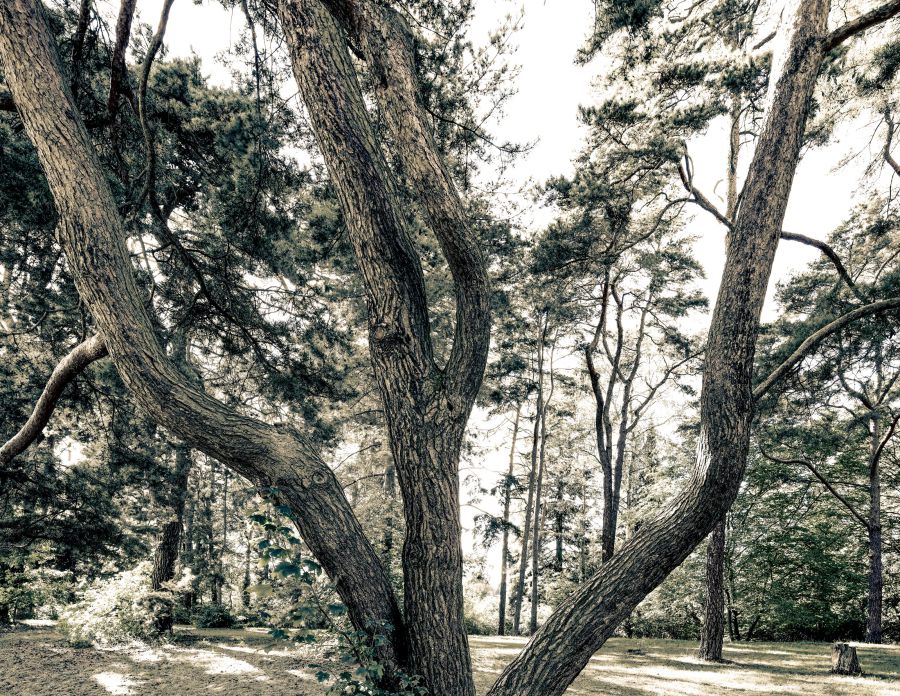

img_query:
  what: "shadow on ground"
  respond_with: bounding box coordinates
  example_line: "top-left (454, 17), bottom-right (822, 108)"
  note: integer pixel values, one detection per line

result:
top-left (2, 625), bottom-right (899, 695)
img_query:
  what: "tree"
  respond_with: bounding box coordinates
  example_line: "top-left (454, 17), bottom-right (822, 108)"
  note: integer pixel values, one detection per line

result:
top-left (4, 0), bottom-right (900, 694)
top-left (756, 202), bottom-right (900, 642)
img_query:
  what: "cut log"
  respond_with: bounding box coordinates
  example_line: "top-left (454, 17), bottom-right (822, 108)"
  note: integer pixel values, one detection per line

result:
top-left (831, 643), bottom-right (862, 676)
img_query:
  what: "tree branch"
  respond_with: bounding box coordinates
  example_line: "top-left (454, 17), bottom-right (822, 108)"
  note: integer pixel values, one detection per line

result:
top-left (872, 413), bottom-right (900, 468)
top-left (760, 449), bottom-right (870, 529)
top-left (0, 334), bottom-right (107, 467)
top-left (107, 0), bottom-right (138, 116)
top-left (677, 159), bottom-right (862, 299)
top-left (824, 0), bottom-right (900, 51)
top-left (354, 3), bottom-right (491, 410)
top-left (885, 110), bottom-right (900, 177)
top-left (753, 297), bottom-right (900, 400)
top-left (779, 231), bottom-right (863, 299)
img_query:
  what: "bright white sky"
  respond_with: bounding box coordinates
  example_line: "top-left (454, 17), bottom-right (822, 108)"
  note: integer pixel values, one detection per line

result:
top-left (125, 0), bottom-right (892, 589)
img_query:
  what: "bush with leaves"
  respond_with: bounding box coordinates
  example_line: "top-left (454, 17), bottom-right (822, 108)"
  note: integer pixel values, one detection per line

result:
top-left (59, 562), bottom-right (174, 646)
top-left (191, 603), bottom-right (237, 629)
top-left (246, 506), bottom-right (426, 695)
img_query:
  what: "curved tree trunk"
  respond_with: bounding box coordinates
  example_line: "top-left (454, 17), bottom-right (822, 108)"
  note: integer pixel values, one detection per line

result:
top-left (698, 519), bottom-right (726, 660)
top-left (487, 0), bottom-right (830, 691)
top-left (0, 0), bottom-right (406, 678)
top-left (276, 2), bottom-right (492, 691)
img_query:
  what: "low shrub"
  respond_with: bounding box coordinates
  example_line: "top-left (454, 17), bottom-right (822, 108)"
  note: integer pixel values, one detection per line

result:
top-left (191, 603), bottom-right (236, 628)
top-left (60, 562), bottom-right (175, 646)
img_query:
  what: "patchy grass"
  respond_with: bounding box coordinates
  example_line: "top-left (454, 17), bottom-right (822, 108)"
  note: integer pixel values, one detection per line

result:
top-left (2, 625), bottom-right (899, 695)
top-left (470, 636), bottom-right (900, 695)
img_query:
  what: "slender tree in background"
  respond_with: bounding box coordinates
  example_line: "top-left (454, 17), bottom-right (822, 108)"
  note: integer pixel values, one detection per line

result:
top-left (497, 403), bottom-right (520, 635)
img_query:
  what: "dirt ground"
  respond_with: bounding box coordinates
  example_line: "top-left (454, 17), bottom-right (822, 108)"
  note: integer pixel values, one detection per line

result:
top-left (3, 625), bottom-right (900, 695)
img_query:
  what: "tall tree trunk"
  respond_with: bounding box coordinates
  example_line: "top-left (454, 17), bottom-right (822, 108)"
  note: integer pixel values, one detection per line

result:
top-left (529, 394), bottom-right (549, 634)
top-left (221, 467), bottom-right (229, 606)
top-left (488, 1), bottom-right (831, 690)
top-left (498, 404), bottom-right (521, 636)
top-left (700, 91), bottom-right (742, 661)
top-left (554, 480), bottom-right (564, 571)
top-left (698, 520), bottom-right (726, 660)
top-left (208, 464), bottom-right (220, 606)
top-left (242, 522), bottom-right (252, 610)
top-left (866, 414), bottom-right (883, 643)
top-left (725, 587), bottom-right (736, 642)
top-left (513, 317), bottom-right (546, 634)
top-left (182, 493), bottom-right (195, 610)
top-left (151, 444), bottom-right (192, 591)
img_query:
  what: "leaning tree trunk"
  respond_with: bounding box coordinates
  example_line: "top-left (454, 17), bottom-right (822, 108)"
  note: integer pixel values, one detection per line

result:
top-left (698, 519), bottom-right (727, 660)
top-left (0, 0), bottom-right (407, 679)
top-left (498, 404), bottom-right (521, 636)
top-left (866, 414), bottom-right (883, 643)
top-left (487, 0), bottom-right (831, 691)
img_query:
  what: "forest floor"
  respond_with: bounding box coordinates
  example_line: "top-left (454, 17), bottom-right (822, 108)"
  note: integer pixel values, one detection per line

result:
top-left (1, 624), bottom-right (899, 695)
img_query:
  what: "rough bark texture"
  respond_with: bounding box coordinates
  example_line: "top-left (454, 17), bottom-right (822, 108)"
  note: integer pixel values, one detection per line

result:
top-left (487, 1), bottom-right (829, 691)
top-left (277, 1), bottom-right (489, 691)
top-left (150, 444), bottom-right (192, 591)
top-left (698, 520), bottom-right (726, 661)
top-left (0, 334), bottom-right (107, 467)
top-left (0, 0), bottom-right (404, 678)
top-left (831, 643), bottom-right (863, 675)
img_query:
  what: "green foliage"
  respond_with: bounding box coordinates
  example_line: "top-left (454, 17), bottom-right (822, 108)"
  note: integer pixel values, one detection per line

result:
top-left (59, 563), bottom-right (174, 646)
top-left (191, 603), bottom-right (237, 629)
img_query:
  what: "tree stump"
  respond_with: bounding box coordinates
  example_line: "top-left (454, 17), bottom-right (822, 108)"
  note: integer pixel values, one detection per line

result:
top-left (831, 643), bottom-right (862, 676)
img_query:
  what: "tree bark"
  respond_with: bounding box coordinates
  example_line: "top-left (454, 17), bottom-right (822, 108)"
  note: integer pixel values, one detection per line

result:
top-left (150, 444), bottom-right (192, 591)
top-left (831, 643), bottom-right (863, 675)
top-left (866, 414), bottom-right (883, 643)
top-left (698, 519), bottom-right (726, 660)
top-left (0, 0), bottom-right (406, 678)
top-left (700, 93), bottom-right (742, 660)
top-left (498, 404), bottom-right (521, 636)
top-left (529, 387), bottom-right (549, 634)
top-left (487, 1), bottom-right (830, 691)
top-left (530, 344), bottom-right (556, 634)
top-left (276, 2), bottom-right (491, 691)
top-left (0, 334), bottom-right (107, 468)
